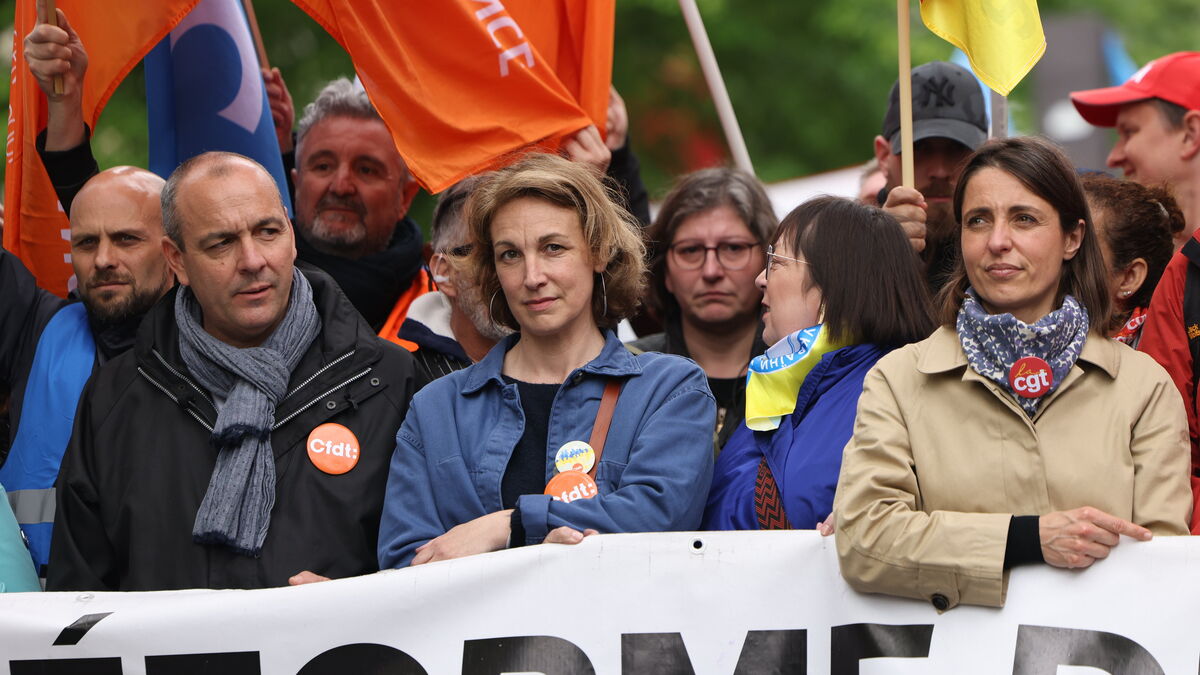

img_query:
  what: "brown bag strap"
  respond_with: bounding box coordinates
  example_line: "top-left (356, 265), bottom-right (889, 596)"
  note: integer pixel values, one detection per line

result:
top-left (586, 380), bottom-right (622, 479)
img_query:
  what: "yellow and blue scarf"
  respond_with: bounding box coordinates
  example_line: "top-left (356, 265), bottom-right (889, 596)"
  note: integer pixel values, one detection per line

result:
top-left (745, 325), bottom-right (848, 431)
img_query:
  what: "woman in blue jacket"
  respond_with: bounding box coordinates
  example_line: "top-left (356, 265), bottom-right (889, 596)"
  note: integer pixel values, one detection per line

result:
top-left (703, 197), bottom-right (934, 531)
top-left (378, 154), bottom-right (715, 568)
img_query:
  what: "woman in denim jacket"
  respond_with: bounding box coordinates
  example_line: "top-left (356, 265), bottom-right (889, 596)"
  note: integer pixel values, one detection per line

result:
top-left (378, 154), bottom-right (716, 569)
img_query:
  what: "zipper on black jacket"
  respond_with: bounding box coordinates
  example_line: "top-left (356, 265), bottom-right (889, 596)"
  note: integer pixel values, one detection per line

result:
top-left (143, 349), bottom-right (371, 433)
top-left (137, 367), bottom-right (215, 432)
top-left (273, 368), bottom-right (372, 430)
top-left (140, 364), bottom-right (375, 434)
top-left (154, 348), bottom-right (358, 405)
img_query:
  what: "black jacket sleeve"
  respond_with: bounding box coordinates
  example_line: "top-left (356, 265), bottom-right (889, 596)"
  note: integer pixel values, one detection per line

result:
top-left (35, 128), bottom-right (101, 216)
top-left (605, 139), bottom-right (651, 227)
top-left (46, 376), bottom-right (117, 591)
top-left (0, 248), bottom-right (67, 387)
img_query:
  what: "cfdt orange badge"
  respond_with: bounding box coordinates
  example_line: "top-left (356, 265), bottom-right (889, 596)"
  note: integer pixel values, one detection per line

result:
top-left (545, 470), bottom-right (598, 503)
top-left (307, 423), bottom-right (361, 475)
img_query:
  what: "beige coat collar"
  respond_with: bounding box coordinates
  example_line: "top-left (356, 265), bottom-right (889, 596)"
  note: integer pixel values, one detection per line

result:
top-left (916, 325), bottom-right (1120, 379)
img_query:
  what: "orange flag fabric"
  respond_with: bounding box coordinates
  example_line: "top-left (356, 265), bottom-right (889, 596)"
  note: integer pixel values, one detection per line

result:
top-left (289, 0), bottom-right (614, 193)
top-left (4, 0), bottom-right (200, 297)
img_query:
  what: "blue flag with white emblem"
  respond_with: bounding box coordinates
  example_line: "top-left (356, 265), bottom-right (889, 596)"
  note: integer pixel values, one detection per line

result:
top-left (145, 0), bottom-right (291, 214)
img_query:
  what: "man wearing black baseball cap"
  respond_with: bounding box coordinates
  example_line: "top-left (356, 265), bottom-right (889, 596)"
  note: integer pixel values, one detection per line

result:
top-left (873, 61), bottom-right (988, 292)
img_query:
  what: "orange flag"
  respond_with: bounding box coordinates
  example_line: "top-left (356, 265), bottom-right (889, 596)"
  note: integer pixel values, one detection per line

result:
top-left (4, 0), bottom-right (200, 297)
top-left (289, 0), bottom-right (614, 193)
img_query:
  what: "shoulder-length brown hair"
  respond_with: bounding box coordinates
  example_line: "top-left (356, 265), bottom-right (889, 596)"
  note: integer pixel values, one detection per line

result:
top-left (460, 153), bottom-right (647, 331)
top-left (937, 136), bottom-right (1112, 331)
top-left (777, 196), bottom-right (935, 345)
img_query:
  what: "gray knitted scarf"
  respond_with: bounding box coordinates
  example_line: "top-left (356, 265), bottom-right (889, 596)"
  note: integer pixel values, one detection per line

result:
top-left (175, 268), bottom-right (321, 557)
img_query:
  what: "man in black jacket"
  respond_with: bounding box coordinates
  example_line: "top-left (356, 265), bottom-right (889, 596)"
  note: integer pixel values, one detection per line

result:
top-left (0, 166), bottom-right (173, 577)
top-left (48, 153), bottom-right (422, 591)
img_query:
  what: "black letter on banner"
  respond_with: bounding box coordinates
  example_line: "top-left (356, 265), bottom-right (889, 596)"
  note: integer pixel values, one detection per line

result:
top-left (298, 644), bottom-right (428, 675)
top-left (622, 633), bottom-right (694, 674)
top-left (11, 658), bottom-right (122, 674)
top-left (145, 652), bottom-right (260, 675)
top-left (734, 630), bottom-right (807, 674)
top-left (52, 613), bottom-right (114, 646)
top-left (830, 623), bottom-right (933, 674)
top-left (621, 630), bottom-right (806, 674)
top-left (1011, 625), bottom-right (1164, 675)
top-left (462, 636), bottom-right (594, 675)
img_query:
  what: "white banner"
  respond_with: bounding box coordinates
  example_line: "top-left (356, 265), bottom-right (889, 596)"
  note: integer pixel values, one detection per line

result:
top-left (0, 531), bottom-right (1196, 673)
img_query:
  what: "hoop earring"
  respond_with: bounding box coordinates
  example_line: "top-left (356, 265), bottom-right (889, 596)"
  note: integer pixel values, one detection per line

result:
top-left (489, 289), bottom-right (501, 320)
top-left (600, 274), bottom-right (608, 318)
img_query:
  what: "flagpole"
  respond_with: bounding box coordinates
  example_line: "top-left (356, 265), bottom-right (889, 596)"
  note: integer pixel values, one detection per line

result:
top-left (990, 90), bottom-right (1008, 139)
top-left (897, 0), bottom-right (914, 188)
top-left (678, 0), bottom-right (755, 176)
top-left (241, 0), bottom-right (270, 69)
top-left (38, 0), bottom-right (64, 94)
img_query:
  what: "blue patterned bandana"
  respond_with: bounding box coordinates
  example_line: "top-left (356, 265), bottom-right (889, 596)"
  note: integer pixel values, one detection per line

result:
top-left (956, 289), bottom-right (1089, 417)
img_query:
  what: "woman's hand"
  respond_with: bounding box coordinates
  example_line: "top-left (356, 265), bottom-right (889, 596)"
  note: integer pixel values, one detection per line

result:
top-left (545, 526), bottom-right (599, 544)
top-left (411, 510), bottom-right (514, 566)
top-left (288, 570), bottom-right (331, 585)
top-left (816, 512), bottom-right (836, 537)
top-left (1039, 506), bottom-right (1151, 569)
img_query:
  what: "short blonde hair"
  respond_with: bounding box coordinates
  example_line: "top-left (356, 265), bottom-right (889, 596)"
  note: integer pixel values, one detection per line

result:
top-left (462, 153), bottom-right (647, 331)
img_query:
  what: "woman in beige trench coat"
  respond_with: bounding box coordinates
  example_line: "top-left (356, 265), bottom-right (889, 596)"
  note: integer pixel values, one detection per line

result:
top-left (834, 136), bottom-right (1191, 611)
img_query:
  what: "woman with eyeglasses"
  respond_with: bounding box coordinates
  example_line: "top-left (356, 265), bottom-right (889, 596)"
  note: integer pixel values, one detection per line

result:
top-left (702, 196), bottom-right (935, 531)
top-left (630, 168), bottom-right (776, 449)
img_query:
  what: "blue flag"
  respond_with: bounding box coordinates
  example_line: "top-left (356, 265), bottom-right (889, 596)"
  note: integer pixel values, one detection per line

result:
top-left (145, 0), bottom-right (290, 214)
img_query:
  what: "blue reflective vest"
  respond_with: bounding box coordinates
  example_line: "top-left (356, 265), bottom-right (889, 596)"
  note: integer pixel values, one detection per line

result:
top-left (0, 303), bottom-right (95, 573)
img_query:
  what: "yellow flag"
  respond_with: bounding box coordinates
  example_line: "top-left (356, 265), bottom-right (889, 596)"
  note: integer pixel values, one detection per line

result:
top-left (919, 0), bottom-right (1045, 96)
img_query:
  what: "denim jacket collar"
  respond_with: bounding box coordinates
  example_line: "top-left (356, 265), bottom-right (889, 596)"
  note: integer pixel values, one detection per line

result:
top-left (461, 329), bottom-right (643, 394)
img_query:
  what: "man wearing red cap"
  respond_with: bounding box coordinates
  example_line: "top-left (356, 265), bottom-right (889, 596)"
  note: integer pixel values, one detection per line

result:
top-left (1071, 52), bottom-right (1200, 532)
top-left (1071, 52), bottom-right (1200, 240)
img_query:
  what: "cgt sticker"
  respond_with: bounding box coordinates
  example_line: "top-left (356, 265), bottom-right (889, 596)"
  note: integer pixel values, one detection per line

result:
top-left (1009, 356), bottom-right (1053, 399)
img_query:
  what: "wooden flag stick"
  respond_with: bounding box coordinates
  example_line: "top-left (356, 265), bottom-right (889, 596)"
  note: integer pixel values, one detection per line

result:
top-left (679, 0), bottom-right (755, 176)
top-left (38, 0), bottom-right (64, 94)
top-left (241, 0), bottom-right (271, 69)
top-left (990, 90), bottom-right (1008, 139)
top-left (896, 0), bottom-right (914, 188)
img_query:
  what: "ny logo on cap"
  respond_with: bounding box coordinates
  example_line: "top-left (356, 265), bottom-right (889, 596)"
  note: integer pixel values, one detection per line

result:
top-left (919, 76), bottom-right (956, 108)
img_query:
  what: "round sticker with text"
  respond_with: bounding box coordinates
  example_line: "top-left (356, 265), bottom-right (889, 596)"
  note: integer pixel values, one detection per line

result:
top-left (545, 470), bottom-right (598, 503)
top-left (307, 423), bottom-right (361, 475)
top-left (1009, 356), bottom-right (1053, 399)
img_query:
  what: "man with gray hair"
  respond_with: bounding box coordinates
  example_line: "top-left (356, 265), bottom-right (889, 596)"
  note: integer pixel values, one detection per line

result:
top-left (48, 152), bottom-right (421, 590)
top-left (289, 78), bottom-right (427, 329)
top-left (382, 176), bottom-right (511, 379)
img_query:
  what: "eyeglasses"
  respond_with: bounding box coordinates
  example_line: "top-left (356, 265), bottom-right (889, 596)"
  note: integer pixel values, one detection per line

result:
top-left (764, 244), bottom-right (809, 280)
top-left (668, 240), bottom-right (761, 270)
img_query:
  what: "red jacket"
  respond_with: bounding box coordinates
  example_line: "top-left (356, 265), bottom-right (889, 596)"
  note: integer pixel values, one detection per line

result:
top-left (1139, 237), bottom-right (1200, 533)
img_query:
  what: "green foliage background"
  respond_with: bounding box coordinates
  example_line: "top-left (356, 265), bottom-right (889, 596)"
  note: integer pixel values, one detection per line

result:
top-left (1, 0), bottom-right (1197, 226)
